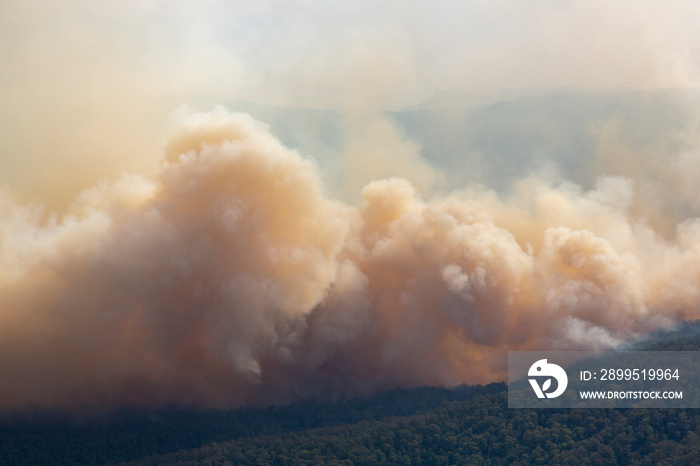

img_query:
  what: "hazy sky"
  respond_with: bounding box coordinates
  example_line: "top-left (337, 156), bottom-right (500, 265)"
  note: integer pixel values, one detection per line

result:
top-left (5, 0), bottom-right (696, 107)
top-left (2, 0), bottom-right (700, 206)
top-left (3, 0), bottom-right (700, 112)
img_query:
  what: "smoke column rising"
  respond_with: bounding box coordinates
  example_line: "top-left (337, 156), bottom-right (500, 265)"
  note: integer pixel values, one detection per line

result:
top-left (1, 107), bottom-right (699, 411)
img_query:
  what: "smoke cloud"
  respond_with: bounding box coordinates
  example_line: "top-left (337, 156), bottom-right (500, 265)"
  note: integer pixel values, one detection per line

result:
top-left (1, 107), bottom-right (699, 411)
top-left (4, 0), bottom-right (700, 214)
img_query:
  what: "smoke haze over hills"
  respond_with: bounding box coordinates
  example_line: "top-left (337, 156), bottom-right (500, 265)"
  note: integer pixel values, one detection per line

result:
top-left (2, 1), bottom-right (700, 411)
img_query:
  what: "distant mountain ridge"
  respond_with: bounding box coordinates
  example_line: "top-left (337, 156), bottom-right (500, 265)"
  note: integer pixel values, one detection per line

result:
top-left (200, 88), bottom-right (700, 200)
top-left (403, 86), bottom-right (633, 110)
top-left (402, 89), bottom-right (496, 110)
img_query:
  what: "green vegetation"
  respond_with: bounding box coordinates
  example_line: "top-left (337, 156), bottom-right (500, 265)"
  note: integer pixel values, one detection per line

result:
top-left (0, 385), bottom-right (499, 465)
top-left (3, 388), bottom-right (699, 465)
top-left (2, 323), bottom-right (699, 465)
top-left (141, 394), bottom-right (700, 465)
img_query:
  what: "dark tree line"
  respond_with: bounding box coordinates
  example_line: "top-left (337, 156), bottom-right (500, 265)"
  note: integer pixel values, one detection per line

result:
top-left (138, 393), bottom-right (700, 465)
top-left (1, 321), bottom-right (699, 465)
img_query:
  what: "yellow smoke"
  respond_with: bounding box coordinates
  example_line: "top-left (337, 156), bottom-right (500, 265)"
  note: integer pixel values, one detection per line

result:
top-left (1, 107), bottom-right (699, 410)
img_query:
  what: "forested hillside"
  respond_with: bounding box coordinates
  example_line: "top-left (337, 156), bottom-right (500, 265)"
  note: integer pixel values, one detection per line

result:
top-left (140, 393), bottom-right (700, 465)
top-left (0, 385), bottom-right (499, 465)
top-left (1, 322), bottom-right (699, 465)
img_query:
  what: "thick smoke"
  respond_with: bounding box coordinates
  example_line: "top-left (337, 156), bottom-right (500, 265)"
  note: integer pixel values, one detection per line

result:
top-left (1, 107), bottom-right (699, 411)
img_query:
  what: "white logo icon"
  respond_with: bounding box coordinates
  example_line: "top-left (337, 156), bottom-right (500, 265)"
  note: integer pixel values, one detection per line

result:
top-left (528, 359), bottom-right (568, 399)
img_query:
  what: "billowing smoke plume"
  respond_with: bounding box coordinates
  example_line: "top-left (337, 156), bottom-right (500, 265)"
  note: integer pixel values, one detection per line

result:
top-left (1, 107), bottom-right (699, 411)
